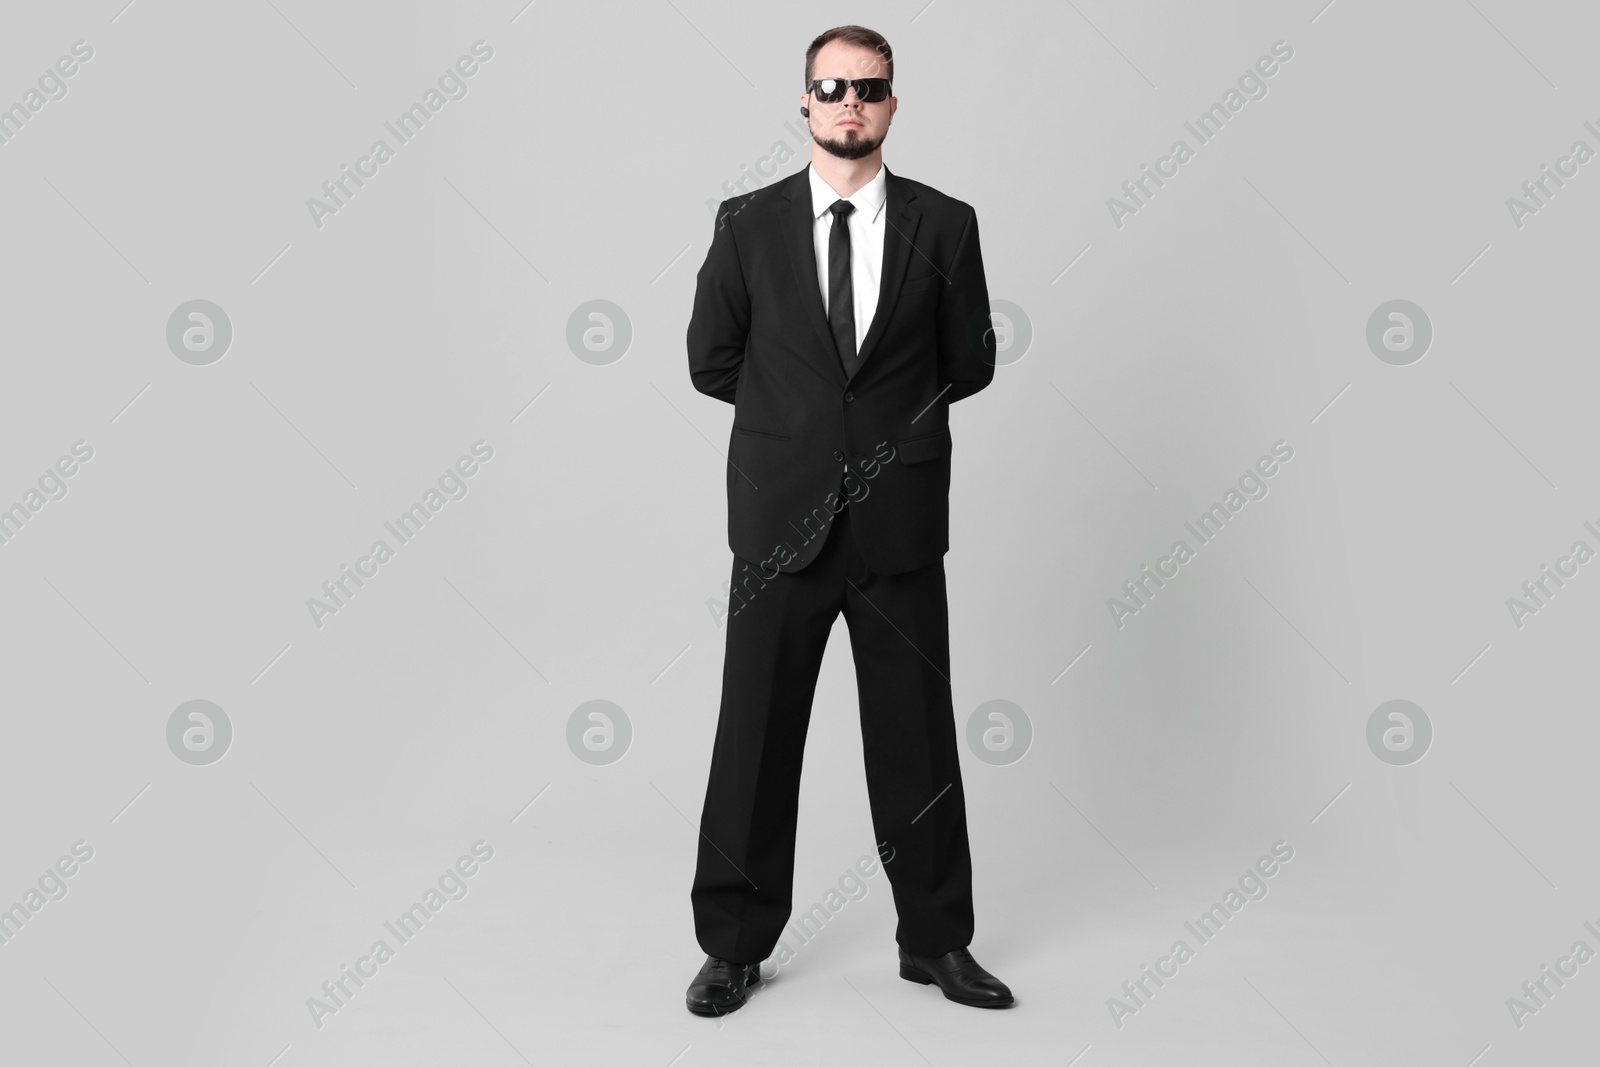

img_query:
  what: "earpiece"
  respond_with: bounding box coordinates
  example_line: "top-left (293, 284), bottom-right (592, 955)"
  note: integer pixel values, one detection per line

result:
top-left (800, 106), bottom-right (809, 118)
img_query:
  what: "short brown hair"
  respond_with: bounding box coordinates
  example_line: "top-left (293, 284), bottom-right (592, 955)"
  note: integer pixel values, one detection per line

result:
top-left (804, 25), bottom-right (893, 87)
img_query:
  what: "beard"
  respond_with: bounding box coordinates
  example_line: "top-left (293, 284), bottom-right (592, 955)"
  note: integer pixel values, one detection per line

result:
top-left (812, 121), bottom-right (885, 160)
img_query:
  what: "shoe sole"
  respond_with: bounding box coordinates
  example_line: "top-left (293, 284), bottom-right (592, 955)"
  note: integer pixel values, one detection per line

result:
top-left (899, 964), bottom-right (1014, 1008)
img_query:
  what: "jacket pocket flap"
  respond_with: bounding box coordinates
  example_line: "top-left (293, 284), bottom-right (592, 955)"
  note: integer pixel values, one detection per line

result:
top-left (896, 429), bottom-right (950, 465)
top-left (734, 425), bottom-right (792, 441)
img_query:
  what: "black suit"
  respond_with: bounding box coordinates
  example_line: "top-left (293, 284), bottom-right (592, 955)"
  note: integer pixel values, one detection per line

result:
top-left (687, 163), bottom-right (996, 574)
top-left (686, 163), bottom-right (995, 963)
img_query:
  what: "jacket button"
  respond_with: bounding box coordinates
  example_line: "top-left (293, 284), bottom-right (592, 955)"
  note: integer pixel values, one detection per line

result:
top-left (832, 450), bottom-right (844, 462)
top-left (844, 391), bottom-right (854, 402)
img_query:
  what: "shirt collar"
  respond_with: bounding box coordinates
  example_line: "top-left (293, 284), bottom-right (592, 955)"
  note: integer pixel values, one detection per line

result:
top-left (809, 162), bottom-right (888, 224)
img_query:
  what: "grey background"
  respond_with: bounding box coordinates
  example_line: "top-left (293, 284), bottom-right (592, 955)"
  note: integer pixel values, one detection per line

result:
top-left (1, 0), bottom-right (1596, 1064)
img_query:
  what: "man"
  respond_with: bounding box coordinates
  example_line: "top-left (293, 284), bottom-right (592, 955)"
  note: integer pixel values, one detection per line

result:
top-left (684, 24), bottom-right (1011, 1015)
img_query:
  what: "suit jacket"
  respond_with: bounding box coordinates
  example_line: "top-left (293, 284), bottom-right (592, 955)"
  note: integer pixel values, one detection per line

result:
top-left (687, 163), bottom-right (995, 576)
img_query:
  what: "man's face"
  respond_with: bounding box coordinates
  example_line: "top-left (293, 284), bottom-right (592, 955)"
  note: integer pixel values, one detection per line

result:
top-left (802, 40), bottom-right (895, 161)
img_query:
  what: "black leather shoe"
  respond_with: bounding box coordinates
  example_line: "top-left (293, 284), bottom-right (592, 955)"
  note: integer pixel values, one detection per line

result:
top-left (898, 946), bottom-right (1014, 1007)
top-left (685, 955), bottom-right (763, 1016)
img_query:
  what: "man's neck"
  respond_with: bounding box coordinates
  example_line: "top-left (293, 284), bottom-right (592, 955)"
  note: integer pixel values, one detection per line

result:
top-left (811, 151), bottom-right (883, 200)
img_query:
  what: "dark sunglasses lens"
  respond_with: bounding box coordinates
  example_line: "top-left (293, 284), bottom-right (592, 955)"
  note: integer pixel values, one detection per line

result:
top-left (813, 78), bottom-right (846, 102)
top-left (860, 79), bottom-right (890, 102)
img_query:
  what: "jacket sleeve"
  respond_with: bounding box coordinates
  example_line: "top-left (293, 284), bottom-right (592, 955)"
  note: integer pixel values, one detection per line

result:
top-left (686, 200), bottom-right (751, 405)
top-left (937, 205), bottom-right (996, 404)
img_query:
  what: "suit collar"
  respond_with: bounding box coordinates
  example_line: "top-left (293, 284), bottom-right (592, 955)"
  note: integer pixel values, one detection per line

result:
top-left (806, 162), bottom-right (888, 224)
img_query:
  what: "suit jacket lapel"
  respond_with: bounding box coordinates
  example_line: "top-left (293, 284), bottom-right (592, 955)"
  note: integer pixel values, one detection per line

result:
top-left (851, 164), bottom-right (919, 384)
top-left (781, 169), bottom-right (848, 387)
top-left (780, 163), bottom-right (922, 388)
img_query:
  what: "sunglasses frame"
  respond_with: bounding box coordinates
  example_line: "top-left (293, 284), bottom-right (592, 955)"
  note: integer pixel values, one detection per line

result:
top-left (805, 77), bottom-right (893, 104)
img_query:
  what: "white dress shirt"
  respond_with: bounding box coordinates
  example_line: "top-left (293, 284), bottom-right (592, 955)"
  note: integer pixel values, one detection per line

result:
top-left (809, 162), bottom-right (888, 359)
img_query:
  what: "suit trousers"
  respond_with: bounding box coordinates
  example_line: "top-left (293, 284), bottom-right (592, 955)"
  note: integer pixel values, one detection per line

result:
top-left (691, 485), bottom-right (976, 964)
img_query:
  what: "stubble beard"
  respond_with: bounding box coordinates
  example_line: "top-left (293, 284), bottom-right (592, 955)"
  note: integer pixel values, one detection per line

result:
top-left (812, 122), bottom-right (885, 161)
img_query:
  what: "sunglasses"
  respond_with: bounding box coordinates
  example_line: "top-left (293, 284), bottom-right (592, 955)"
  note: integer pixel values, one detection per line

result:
top-left (806, 77), bottom-right (892, 104)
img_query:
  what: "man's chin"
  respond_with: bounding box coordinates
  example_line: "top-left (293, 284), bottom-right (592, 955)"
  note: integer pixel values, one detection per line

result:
top-left (816, 133), bottom-right (883, 161)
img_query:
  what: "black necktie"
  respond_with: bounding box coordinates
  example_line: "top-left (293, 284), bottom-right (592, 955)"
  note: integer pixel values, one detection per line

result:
top-left (827, 199), bottom-right (856, 376)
